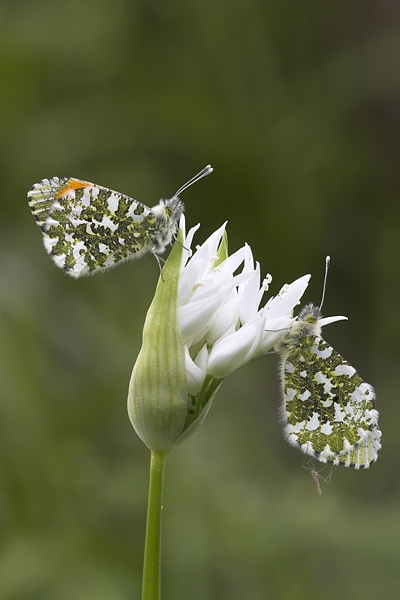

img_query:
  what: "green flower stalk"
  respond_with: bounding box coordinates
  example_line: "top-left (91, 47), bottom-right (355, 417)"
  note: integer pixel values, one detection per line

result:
top-left (127, 217), bottom-right (310, 600)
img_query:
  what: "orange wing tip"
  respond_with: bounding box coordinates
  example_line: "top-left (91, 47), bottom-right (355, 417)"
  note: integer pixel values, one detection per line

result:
top-left (56, 178), bottom-right (92, 199)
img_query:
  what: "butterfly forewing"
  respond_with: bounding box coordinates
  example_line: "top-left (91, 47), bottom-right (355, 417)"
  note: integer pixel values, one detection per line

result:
top-left (28, 177), bottom-right (172, 278)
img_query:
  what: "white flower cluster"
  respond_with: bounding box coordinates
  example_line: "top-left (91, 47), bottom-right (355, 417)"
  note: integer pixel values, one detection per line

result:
top-left (178, 220), bottom-right (310, 395)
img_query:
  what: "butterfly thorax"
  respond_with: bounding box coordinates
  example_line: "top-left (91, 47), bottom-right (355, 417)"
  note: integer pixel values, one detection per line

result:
top-left (275, 303), bottom-right (322, 357)
top-left (150, 197), bottom-right (184, 254)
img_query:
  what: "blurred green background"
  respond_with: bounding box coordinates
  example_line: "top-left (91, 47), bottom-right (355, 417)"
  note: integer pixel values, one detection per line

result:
top-left (1, 1), bottom-right (399, 599)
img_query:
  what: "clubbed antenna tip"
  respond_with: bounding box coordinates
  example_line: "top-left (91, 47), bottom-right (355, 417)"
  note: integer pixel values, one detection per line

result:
top-left (174, 165), bottom-right (213, 198)
top-left (320, 255), bottom-right (331, 310)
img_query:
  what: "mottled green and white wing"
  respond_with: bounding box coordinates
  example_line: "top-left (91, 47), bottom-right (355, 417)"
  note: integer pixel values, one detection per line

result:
top-left (28, 177), bottom-right (163, 278)
top-left (280, 336), bottom-right (381, 469)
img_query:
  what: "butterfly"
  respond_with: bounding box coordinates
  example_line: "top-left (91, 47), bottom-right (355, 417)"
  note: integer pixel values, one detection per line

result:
top-left (28, 165), bottom-right (212, 278)
top-left (275, 258), bottom-right (381, 469)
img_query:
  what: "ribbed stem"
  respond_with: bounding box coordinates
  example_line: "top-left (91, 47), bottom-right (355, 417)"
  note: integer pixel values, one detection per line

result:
top-left (141, 450), bottom-right (168, 600)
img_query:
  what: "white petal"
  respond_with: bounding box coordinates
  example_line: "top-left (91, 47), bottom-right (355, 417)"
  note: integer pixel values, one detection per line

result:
top-left (179, 294), bottom-right (224, 344)
top-left (194, 343), bottom-right (209, 374)
top-left (182, 222), bottom-right (227, 282)
top-left (243, 243), bottom-right (255, 273)
top-left (207, 316), bottom-right (265, 378)
top-left (184, 345), bottom-right (206, 396)
top-left (239, 263), bottom-right (261, 323)
top-left (262, 274), bottom-right (310, 318)
top-left (179, 260), bottom-right (207, 306)
top-left (178, 228), bottom-right (227, 306)
top-left (181, 221), bottom-right (200, 268)
top-left (319, 315), bottom-right (348, 327)
top-left (211, 246), bottom-right (247, 283)
top-left (214, 269), bottom-right (253, 298)
top-left (206, 294), bottom-right (241, 346)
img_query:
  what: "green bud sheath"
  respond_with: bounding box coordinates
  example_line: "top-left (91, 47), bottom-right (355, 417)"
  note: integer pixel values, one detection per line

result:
top-left (213, 229), bottom-right (228, 267)
top-left (127, 231), bottom-right (187, 451)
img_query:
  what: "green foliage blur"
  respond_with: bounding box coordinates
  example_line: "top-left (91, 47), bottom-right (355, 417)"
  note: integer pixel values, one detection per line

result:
top-left (1, 1), bottom-right (399, 599)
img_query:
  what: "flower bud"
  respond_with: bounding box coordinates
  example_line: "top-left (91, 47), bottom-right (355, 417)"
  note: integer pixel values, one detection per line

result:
top-left (127, 230), bottom-right (187, 451)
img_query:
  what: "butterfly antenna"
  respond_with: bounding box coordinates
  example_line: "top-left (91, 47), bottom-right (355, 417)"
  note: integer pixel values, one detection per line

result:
top-left (319, 255), bottom-right (330, 311)
top-left (173, 165), bottom-right (213, 197)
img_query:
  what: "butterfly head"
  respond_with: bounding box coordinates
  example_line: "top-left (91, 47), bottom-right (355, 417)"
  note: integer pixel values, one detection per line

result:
top-left (275, 256), bottom-right (348, 357)
top-left (292, 302), bottom-right (323, 336)
top-left (150, 165), bottom-right (213, 255)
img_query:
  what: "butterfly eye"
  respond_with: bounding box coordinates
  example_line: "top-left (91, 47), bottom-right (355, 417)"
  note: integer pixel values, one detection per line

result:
top-left (304, 313), bottom-right (317, 324)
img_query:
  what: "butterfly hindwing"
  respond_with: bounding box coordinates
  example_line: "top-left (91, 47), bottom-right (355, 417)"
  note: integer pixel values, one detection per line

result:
top-left (28, 166), bottom-right (214, 278)
top-left (276, 303), bottom-right (381, 469)
top-left (28, 177), bottom-right (182, 278)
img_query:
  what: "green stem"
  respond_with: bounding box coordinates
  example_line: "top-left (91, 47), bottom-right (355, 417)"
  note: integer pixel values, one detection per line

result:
top-left (190, 376), bottom-right (220, 424)
top-left (142, 450), bottom-right (168, 600)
